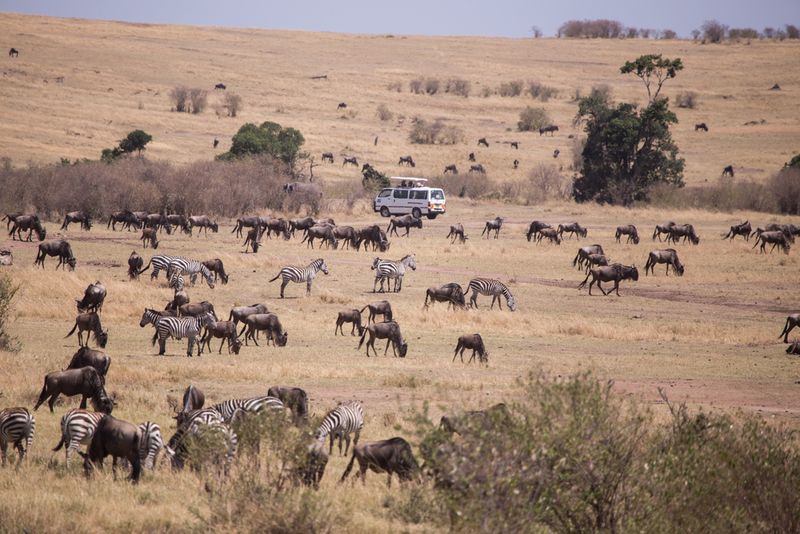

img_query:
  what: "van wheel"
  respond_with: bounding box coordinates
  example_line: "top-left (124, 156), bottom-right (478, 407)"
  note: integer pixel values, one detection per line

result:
top-left (380, 207), bottom-right (390, 217)
top-left (426, 214), bottom-right (438, 220)
top-left (412, 208), bottom-right (422, 219)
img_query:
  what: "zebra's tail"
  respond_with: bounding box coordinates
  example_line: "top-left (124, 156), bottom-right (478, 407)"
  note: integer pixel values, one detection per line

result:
top-left (65, 320), bottom-right (78, 339)
top-left (151, 330), bottom-right (159, 346)
top-left (268, 272), bottom-right (281, 283)
top-left (340, 451), bottom-right (357, 483)
top-left (52, 435), bottom-right (65, 452)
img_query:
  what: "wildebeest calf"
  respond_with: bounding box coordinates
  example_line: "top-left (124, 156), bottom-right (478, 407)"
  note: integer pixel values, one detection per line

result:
top-left (446, 223), bottom-right (467, 244)
top-left (360, 300), bottom-right (392, 324)
top-left (335, 309), bottom-right (365, 336)
top-left (83, 415), bottom-right (141, 483)
top-left (128, 251), bottom-right (143, 279)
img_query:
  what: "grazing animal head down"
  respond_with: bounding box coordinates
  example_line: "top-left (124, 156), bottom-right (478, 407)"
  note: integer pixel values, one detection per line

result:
top-left (507, 295), bottom-right (517, 312)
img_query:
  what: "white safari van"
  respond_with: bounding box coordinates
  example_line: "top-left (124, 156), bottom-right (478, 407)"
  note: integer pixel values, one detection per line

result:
top-left (373, 177), bottom-right (446, 219)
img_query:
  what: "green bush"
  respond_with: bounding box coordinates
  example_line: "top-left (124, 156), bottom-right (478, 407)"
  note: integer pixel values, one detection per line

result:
top-left (219, 121), bottom-right (305, 166)
top-left (0, 274), bottom-right (19, 351)
top-left (517, 106), bottom-right (551, 131)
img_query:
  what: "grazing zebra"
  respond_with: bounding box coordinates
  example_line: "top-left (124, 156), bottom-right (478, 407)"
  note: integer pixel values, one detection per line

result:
top-left (138, 254), bottom-right (179, 281)
top-left (466, 278), bottom-right (517, 311)
top-left (52, 408), bottom-right (103, 466)
top-left (209, 396), bottom-right (284, 424)
top-left (138, 421), bottom-right (163, 470)
top-left (167, 258), bottom-right (215, 289)
top-left (372, 254), bottom-right (416, 293)
top-left (168, 270), bottom-right (185, 291)
top-left (315, 401), bottom-right (364, 456)
top-left (0, 407), bottom-right (35, 466)
top-left (268, 258), bottom-right (329, 298)
top-left (165, 409), bottom-right (237, 472)
top-left (140, 309), bottom-right (215, 356)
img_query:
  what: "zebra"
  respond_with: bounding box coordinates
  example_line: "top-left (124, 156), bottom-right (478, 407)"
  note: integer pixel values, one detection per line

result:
top-left (0, 407), bottom-right (35, 466)
top-left (209, 395), bottom-right (284, 424)
top-left (268, 258), bottom-right (329, 298)
top-left (314, 400), bottom-right (364, 456)
top-left (138, 421), bottom-right (163, 470)
top-left (371, 254), bottom-right (416, 293)
top-left (51, 408), bottom-right (103, 467)
top-left (167, 258), bottom-right (215, 289)
top-left (165, 409), bottom-right (237, 472)
top-left (466, 278), bottom-right (517, 311)
top-left (140, 309), bottom-right (215, 356)
top-left (168, 270), bottom-right (185, 291)
top-left (138, 254), bottom-right (179, 281)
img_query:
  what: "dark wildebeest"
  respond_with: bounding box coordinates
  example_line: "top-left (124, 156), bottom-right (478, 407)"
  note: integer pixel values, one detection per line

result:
top-left (215, 83), bottom-right (226, 90)
top-left (358, 321), bottom-right (407, 357)
top-left (2, 213), bottom-right (21, 230)
top-left (228, 304), bottom-right (269, 329)
top-left (202, 259), bottom-right (229, 284)
top-left (231, 215), bottom-right (262, 238)
top-left (243, 227), bottom-right (262, 253)
top-left (65, 312), bottom-right (108, 348)
top-left (335, 309), bottom-right (365, 336)
top-left (66, 347), bottom-right (111, 377)
top-left (666, 224), bottom-right (700, 245)
top-left (302, 225), bottom-right (339, 249)
top-left (398, 156), bottom-right (415, 167)
top-left (513, 159), bottom-right (519, 169)
top-left (443, 164), bottom-right (458, 174)
top-left (188, 215), bottom-right (218, 236)
top-left (107, 210), bottom-right (140, 231)
top-left (166, 214), bottom-right (191, 235)
top-left (9, 48), bottom-right (19, 57)
top-left (615, 225), bottom-right (640, 244)
top-left (477, 137), bottom-right (489, 147)
top-left (342, 156), bottom-right (359, 167)
top-left (779, 314), bottom-right (800, 343)
top-left (140, 228), bottom-right (159, 249)
top-left (267, 386), bottom-right (309, 424)
top-left (296, 439), bottom-right (328, 489)
top-left (178, 301), bottom-right (217, 320)
top-left (538, 227), bottom-right (561, 245)
top-left (61, 211), bottom-right (92, 231)
top-left (128, 251), bottom-right (143, 279)
top-left (558, 222), bottom-right (588, 240)
top-left (553, 149), bottom-right (560, 158)
top-left (9, 214), bottom-right (46, 241)
top-left (439, 403), bottom-right (511, 435)
top-left (446, 223), bottom-right (468, 244)
top-left (360, 301), bottom-right (392, 324)
top-left (652, 222), bottom-right (676, 241)
top-left (337, 102), bottom-right (347, 109)
top-left (578, 263), bottom-right (639, 296)
top-left (35, 240), bottom-right (76, 270)
top-left (526, 221), bottom-right (552, 242)
top-left (424, 283), bottom-right (465, 309)
top-left (264, 218), bottom-right (291, 240)
top-left (722, 165), bottom-right (735, 177)
top-left (764, 223), bottom-right (800, 240)
top-left (76, 281), bottom-right (106, 313)
top-left (181, 385), bottom-right (205, 415)
top-left (453, 333), bottom-right (488, 364)
top-left (199, 320), bottom-right (241, 355)
top-left (144, 213), bottom-right (171, 234)
top-left (695, 122), bottom-right (708, 132)
top-left (468, 152), bottom-right (476, 162)
top-left (786, 342), bottom-right (800, 355)
top-left (573, 244), bottom-right (605, 270)
top-left (752, 231), bottom-right (791, 254)
top-left (34, 367), bottom-right (113, 413)
top-left (213, 138), bottom-right (219, 148)
top-left (321, 152), bottom-right (334, 163)
top-left (82, 415), bottom-right (141, 483)
top-left (469, 164), bottom-right (486, 174)
top-left (239, 313), bottom-right (288, 347)
top-left (510, 141), bottom-right (519, 149)
top-left (387, 215), bottom-right (422, 238)
top-left (332, 226), bottom-right (358, 249)
top-left (539, 125), bottom-right (558, 136)
top-left (722, 221), bottom-right (752, 241)
top-left (166, 291), bottom-right (189, 312)
top-left (481, 217), bottom-right (503, 239)
top-left (340, 437), bottom-right (419, 486)
top-left (355, 225), bottom-right (389, 252)
top-left (644, 249), bottom-right (685, 276)
top-left (583, 253), bottom-right (609, 273)
top-left (289, 216), bottom-right (316, 237)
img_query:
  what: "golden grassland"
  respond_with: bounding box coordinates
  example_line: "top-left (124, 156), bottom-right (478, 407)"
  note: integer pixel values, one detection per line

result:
top-left (1, 13), bottom-right (799, 185)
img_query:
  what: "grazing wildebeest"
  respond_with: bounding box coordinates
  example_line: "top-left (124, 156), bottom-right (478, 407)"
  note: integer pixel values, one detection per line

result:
top-left (302, 225), bottom-right (339, 249)
top-left (652, 222), bottom-right (676, 241)
top-left (342, 156), bottom-right (359, 167)
top-left (288, 217), bottom-right (314, 238)
top-left (539, 125), bottom-right (558, 136)
top-left (510, 141), bottom-right (519, 149)
top-left (360, 301), bottom-right (392, 324)
top-left (231, 215), bottom-right (262, 238)
top-left (264, 217), bottom-right (291, 240)
top-left (9, 214), bottom-right (46, 241)
top-left (355, 225), bottom-right (390, 252)
top-left (358, 321), bottom-right (407, 357)
top-left (61, 211), bottom-right (92, 231)
top-left (140, 228), bottom-right (159, 249)
top-left (187, 215), bottom-right (218, 236)
top-left (243, 227), bottom-right (262, 253)
top-left (166, 291), bottom-right (188, 312)
top-left (443, 164), bottom-right (458, 174)
top-left (752, 231), bottom-right (791, 254)
top-left (583, 253), bottom-right (609, 273)
top-left (644, 249), bottom-right (685, 276)
top-left (0, 249), bottom-right (11, 266)
top-left (239, 313), bottom-right (288, 347)
top-left (332, 226), bottom-right (358, 249)
top-left (578, 263), bottom-right (639, 296)
top-left (763, 223), bottom-right (800, 239)
top-left (695, 122), bottom-right (708, 132)
top-left (340, 437), bottom-right (419, 486)
top-left (107, 210), bottom-right (140, 231)
top-left (558, 222), bottom-right (588, 240)
top-left (666, 224), bottom-right (700, 245)
top-left (615, 225), bottom-right (640, 244)
top-left (469, 164), bottom-right (486, 174)
top-left (322, 152), bottom-right (334, 163)
top-left (296, 439), bottom-right (328, 489)
top-left (35, 240), bottom-right (76, 270)
top-left (9, 48), bottom-right (19, 57)
top-left (144, 213), bottom-right (171, 234)
top-left (337, 102), bottom-right (347, 109)
top-left (335, 309), bottom-right (365, 336)
top-left (477, 137), bottom-right (489, 147)
top-left (779, 314), bottom-right (800, 343)
top-left (387, 215), bottom-right (422, 237)
top-left (66, 347), bottom-right (111, 377)
top-left (526, 220), bottom-right (552, 242)
top-left (446, 223), bottom-right (467, 244)
top-left (513, 159), bottom-right (519, 169)
top-left (722, 165), bottom-right (734, 177)
top-left (178, 301), bottom-right (217, 320)
top-left (481, 217), bottom-right (503, 239)
top-left (199, 319), bottom-right (241, 355)
top-left (267, 386), bottom-right (309, 424)
top-left (76, 282), bottom-right (106, 313)
top-left (128, 251), bottom-right (143, 279)
top-left (787, 342), bottom-right (800, 355)
top-left (425, 283), bottom-right (466, 309)
top-left (228, 304), bottom-right (269, 329)
top-left (538, 227), bottom-right (561, 245)
top-left (553, 149), bottom-right (560, 158)
top-left (82, 415), bottom-right (141, 483)
top-left (202, 259), bottom-right (228, 284)
top-left (65, 312), bottom-right (108, 348)
top-left (439, 403), bottom-right (511, 435)
top-left (398, 156), bottom-right (415, 167)
top-left (572, 244), bottom-right (605, 270)
top-left (468, 152), bottom-right (476, 162)
top-left (453, 333), bottom-right (488, 364)
top-left (166, 214), bottom-right (191, 235)
top-left (2, 213), bottom-right (21, 230)
top-left (215, 83), bottom-right (226, 90)
top-left (722, 221), bottom-right (752, 241)
top-left (34, 367), bottom-right (113, 414)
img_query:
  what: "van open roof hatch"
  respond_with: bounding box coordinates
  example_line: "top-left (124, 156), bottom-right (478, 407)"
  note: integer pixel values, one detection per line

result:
top-left (389, 177), bottom-right (428, 187)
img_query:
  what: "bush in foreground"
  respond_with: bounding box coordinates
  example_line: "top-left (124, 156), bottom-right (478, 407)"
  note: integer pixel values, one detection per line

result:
top-left (0, 274), bottom-right (19, 351)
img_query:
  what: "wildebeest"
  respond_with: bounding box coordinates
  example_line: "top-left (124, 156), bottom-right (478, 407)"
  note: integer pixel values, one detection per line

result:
top-left (453, 333), bottom-right (488, 364)
top-left (446, 223), bottom-right (468, 244)
top-left (553, 149), bottom-right (560, 158)
top-left (481, 217), bottom-right (503, 239)
top-left (128, 251), bottom-right (143, 279)
top-left (779, 314), bottom-right (800, 343)
top-left (215, 83), bottom-right (226, 90)
top-left (61, 211), bottom-right (92, 231)
top-left (510, 141), bottom-right (519, 149)
top-left (355, 225), bottom-right (390, 252)
top-left (213, 138), bottom-right (219, 148)
top-left (615, 225), bottom-right (640, 244)
top-left (34, 367), bottom-right (113, 414)
top-left (526, 221), bottom-right (552, 242)
top-left (513, 159), bottom-right (519, 169)
top-left (786, 341), bottom-right (800, 355)
top-left (140, 228), bottom-right (159, 249)
top-left (178, 301), bottom-right (217, 320)
top-left (202, 259), bottom-right (229, 284)
top-left (439, 403), bottom-right (511, 435)
top-left (76, 281), bottom-right (106, 313)
top-left (387, 215), bottom-right (422, 237)
top-left (644, 249), bottom-right (685, 276)
top-left (107, 210), bottom-right (140, 231)
top-left (264, 217), bottom-right (291, 240)
top-left (2, 213), bottom-right (21, 230)
top-left (583, 253), bottom-right (609, 272)
top-left (337, 102), bottom-right (347, 109)
top-left (239, 313), bottom-right (288, 347)
top-left (360, 301), bottom-right (392, 324)
top-left (340, 437), bottom-right (419, 486)
top-left (652, 222), bottom-right (676, 241)
top-left (166, 214), bottom-right (191, 235)
top-left (332, 226), bottom-right (358, 249)
top-left (302, 225), bottom-right (339, 249)
top-left (469, 164), bottom-right (486, 174)
top-left (358, 321), bottom-right (408, 357)
top-left (243, 227), bottom-right (262, 253)
top-left (539, 125), bottom-right (558, 136)
top-left (424, 283), bottom-right (465, 309)
top-left (166, 291), bottom-right (188, 312)
top-left (558, 222), bottom-right (588, 240)
top-left (335, 309), bottom-right (365, 336)
top-left (228, 304), bottom-right (269, 329)
top-left (178, 386), bottom-right (206, 420)
top-left (231, 216), bottom-right (262, 238)
top-left (296, 439), bottom-right (328, 489)
top-left (289, 216), bottom-right (317, 237)
top-left (9, 48), bottom-right (19, 57)
top-left (199, 319), bottom-right (241, 355)
top-left (267, 386), bottom-right (309, 424)
top-left (695, 122), bottom-right (708, 132)
top-left (722, 165), bottom-right (735, 177)
top-left (9, 214), bottom-right (46, 242)
top-left (752, 231), bottom-right (791, 254)
top-left (82, 415), bottom-right (141, 483)
top-left (443, 164), bottom-right (458, 174)
top-left (188, 215), bottom-right (218, 236)
top-left (477, 137), bottom-right (489, 147)
top-left (398, 156), bottom-right (415, 167)
top-left (342, 156), bottom-right (359, 167)
top-left (578, 263), bottom-right (639, 296)
top-left (144, 213), bottom-right (171, 234)
top-left (666, 224), bottom-right (700, 245)
top-left (468, 152), bottom-right (476, 162)
top-left (722, 221), bottom-right (752, 241)
top-left (65, 312), bottom-right (108, 348)
top-left (538, 227), bottom-right (561, 245)
top-left (66, 347), bottom-right (111, 377)
top-left (572, 244), bottom-right (605, 270)
top-left (321, 152), bottom-right (334, 163)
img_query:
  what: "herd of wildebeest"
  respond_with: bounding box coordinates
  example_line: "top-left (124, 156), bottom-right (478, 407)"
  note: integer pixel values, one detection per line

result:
top-left (0, 208), bottom-right (799, 485)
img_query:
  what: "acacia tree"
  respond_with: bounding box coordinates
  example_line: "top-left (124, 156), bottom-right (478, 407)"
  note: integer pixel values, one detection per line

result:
top-left (572, 55), bottom-right (685, 206)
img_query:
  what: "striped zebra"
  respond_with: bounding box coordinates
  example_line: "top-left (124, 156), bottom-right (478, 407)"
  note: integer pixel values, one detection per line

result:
top-left (466, 278), bottom-right (517, 311)
top-left (209, 395), bottom-right (284, 424)
top-left (52, 408), bottom-right (103, 466)
top-left (167, 257), bottom-right (215, 289)
top-left (314, 400), bottom-right (364, 455)
top-left (165, 409), bottom-right (237, 472)
top-left (140, 309), bottom-right (215, 356)
top-left (138, 254), bottom-right (179, 281)
top-left (168, 270), bottom-right (185, 291)
top-left (138, 421), bottom-right (163, 470)
top-left (269, 258), bottom-right (329, 298)
top-left (0, 407), bottom-right (35, 466)
top-left (371, 254), bottom-right (416, 293)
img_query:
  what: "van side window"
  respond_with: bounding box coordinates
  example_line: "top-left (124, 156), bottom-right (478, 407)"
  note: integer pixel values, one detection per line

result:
top-left (378, 189), bottom-right (392, 198)
top-left (393, 189), bottom-right (409, 199)
top-left (411, 190), bottom-right (427, 200)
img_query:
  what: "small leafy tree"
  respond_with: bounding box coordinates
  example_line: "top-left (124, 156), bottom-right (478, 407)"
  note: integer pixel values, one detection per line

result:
top-left (362, 165), bottom-right (390, 190)
top-left (0, 274), bottom-right (19, 351)
top-left (220, 121), bottom-right (305, 167)
top-left (620, 54), bottom-right (683, 103)
top-left (119, 130), bottom-right (153, 154)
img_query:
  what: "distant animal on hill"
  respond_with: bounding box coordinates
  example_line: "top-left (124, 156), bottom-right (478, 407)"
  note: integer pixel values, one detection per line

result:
top-left (8, 48), bottom-right (19, 58)
top-left (722, 165), bottom-right (734, 177)
top-left (695, 122), bottom-right (708, 132)
top-left (510, 141), bottom-right (519, 149)
top-left (477, 137), bottom-right (489, 147)
top-left (343, 156), bottom-right (358, 167)
top-left (322, 152), bottom-right (334, 163)
top-left (398, 156), bottom-right (415, 167)
top-left (213, 138), bottom-right (219, 148)
top-left (468, 152), bottom-right (476, 162)
top-left (337, 102), bottom-right (347, 110)
top-left (513, 159), bottom-right (519, 169)
top-left (469, 164), bottom-right (485, 174)
top-left (539, 125), bottom-right (558, 136)
top-left (214, 83), bottom-right (226, 90)
top-left (444, 164), bottom-right (458, 174)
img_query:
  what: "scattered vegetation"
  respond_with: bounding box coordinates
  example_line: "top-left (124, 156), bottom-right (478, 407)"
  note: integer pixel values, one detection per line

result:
top-left (498, 80), bottom-right (524, 97)
top-left (558, 19), bottom-right (626, 38)
top-left (218, 121), bottom-right (305, 167)
top-left (376, 103), bottom-right (393, 121)
top-left (408, 118), bottom-right (464, 145)
top-left (675, 91), bottom-right (698, 109)
top-left (445, 78), bottom-right (471, 97)
top-left (0, 274), bottom-right (19, 352)
top-left (701, 20), bottom-right (728, 43)
top-left (169, 86), bottom-right (207, 114)
top-left (100, 129), bottom-right (152, 162)
top-left (517, 106), bottom-right (551, 132)
top-left (429, 165), bottom-right (570, 204)
top-left (527, 81), bottom-right (558, 101)
top-left (409, 78), bottom-right (440, 95)
top-left (189, 88), bottom-right (208, 114)
top-left (222, 92), bottom-right (242, 117)
top-left (387, 81), bottom-right (403, 92)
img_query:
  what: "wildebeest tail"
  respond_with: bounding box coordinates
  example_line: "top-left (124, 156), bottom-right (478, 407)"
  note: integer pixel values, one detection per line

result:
top-left (358, 329), bottom-right (368, 350)
top-left (779, 318), bottom-right (791, 340)
top-left (577, 271), bottom-right (592, 290)
top-left (65, 320), bottom-right (79, 338)
top-left (340, 451), bottom-right (357, 482)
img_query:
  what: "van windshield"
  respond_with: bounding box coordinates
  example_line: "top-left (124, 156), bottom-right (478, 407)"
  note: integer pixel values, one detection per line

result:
top-left (430, 189), bottom-right (444, 200)
top-left (378, 189), bottom-right (392, 198)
